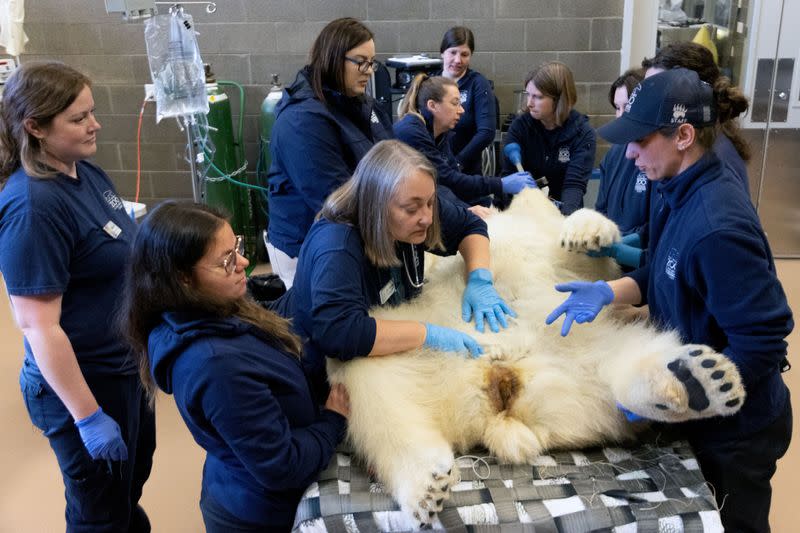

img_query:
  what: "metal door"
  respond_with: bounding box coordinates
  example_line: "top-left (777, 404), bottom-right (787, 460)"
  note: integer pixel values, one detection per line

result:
top-left (742, 0), bottom-right (800, 256)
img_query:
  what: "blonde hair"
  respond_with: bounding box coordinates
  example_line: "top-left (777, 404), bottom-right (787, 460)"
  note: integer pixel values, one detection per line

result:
top-left (524, 61), bottom-right (577, 127)
top-left (397, 73), bottom-right (458, 124)
top-left (320, 140), bottom-right (444, 267)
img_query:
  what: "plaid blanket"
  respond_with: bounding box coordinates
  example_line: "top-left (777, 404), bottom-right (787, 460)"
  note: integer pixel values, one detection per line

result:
top-left (293, 440), bottom-right (723, 532)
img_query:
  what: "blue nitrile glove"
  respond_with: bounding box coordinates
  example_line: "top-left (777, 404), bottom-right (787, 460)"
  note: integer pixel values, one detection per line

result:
top-left (587, 242), bottom-right (643, 268)
top-left (617, 403), bottom-right (647, 422)
top-left (462, 268), bottom-right (517, 333)
top-left (501, 171), bottom-right (538, 194)
top-left (620, 232), bottom-right (641, 248)
top-left (75, 407), bottom-right (128, 461)
top-left (545, 280), bottom-right (614, 336)
top-left (423, 323), bottom-right (484, 358)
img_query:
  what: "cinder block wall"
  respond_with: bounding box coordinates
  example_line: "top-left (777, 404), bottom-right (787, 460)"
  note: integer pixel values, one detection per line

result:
top-left (17, 0), bottom-right (622, 207)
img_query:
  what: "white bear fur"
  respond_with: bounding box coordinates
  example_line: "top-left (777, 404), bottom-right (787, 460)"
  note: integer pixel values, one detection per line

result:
top-left (326, 188), bottom-right (744, 527)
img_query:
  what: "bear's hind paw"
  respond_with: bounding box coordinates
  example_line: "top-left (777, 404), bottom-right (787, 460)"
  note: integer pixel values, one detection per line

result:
top-left (627, 344), bottom-right (745, 422)
top-left (397, 458), bottom-right (460, 527)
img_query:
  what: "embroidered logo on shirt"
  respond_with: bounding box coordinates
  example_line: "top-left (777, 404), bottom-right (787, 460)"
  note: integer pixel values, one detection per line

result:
top-left (665, 247), bottom-right (679, 280)
top-left (558, 146), bottom-right (570, 163)
top-left (671, 104), bottom-right (687, 124)
top-left (370, 110), bottom-right (380, 124)
top-left (103, 190), bottom-right (123, 210)
top-left (460, 90), bottom-right (468, 104)
top-left (635, 173), bottom-right (648, 193)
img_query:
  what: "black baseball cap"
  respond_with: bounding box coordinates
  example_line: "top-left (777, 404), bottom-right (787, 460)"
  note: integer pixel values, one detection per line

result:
top-left (597, 67), bottom-right (716, 145)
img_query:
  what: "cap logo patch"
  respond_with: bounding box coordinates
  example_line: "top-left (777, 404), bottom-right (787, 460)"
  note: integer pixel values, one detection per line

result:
top-left (703, 105), bottom-right (711, 122)
top-left (671, 104), bottom-right (687, 123)
top-left (625, 84), bottom-right (641, 113)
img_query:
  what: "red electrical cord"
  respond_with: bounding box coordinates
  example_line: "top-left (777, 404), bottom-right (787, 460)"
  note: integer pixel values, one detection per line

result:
top-left (135, 98), bottom-right (147, 203)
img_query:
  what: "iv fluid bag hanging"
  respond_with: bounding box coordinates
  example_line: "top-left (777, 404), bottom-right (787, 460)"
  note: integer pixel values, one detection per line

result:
top-left (144, 10), bottom-right (208, 122)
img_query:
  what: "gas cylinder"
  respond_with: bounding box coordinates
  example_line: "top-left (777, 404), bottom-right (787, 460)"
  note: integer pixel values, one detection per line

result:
top-left (204, 80), bottom-right (259, 264)
top-left (258, 74), bottom-right (284, 220)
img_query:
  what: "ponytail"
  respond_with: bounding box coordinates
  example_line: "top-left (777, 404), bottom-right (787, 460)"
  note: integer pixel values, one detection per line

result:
top-left (397, 73), bottom-right (458, 124)
top-left (714, 76), bottom-right (751, 161)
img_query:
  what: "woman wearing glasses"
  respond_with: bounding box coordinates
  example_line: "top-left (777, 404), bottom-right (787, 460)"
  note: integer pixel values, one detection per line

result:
top-left (267, 17), bottom-right (392, 290)
top-left (0, 62), bottom-right (155, 530)
top-left (501, 61), bottom-right (596, 216)
top-left (123, 201), bottom-right (350, 532)
top-left (285, 140), bottom-right (516, 399)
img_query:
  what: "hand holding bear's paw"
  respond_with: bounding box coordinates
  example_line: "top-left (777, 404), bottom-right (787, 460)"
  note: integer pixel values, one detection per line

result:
top-left (462, 268), bottom-right (517, 333)
top-left (423, 323), bottom-right (483, 357)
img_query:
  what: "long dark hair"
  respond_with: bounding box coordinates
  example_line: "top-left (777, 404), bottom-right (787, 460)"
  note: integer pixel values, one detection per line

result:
top-left (307, 17), bottom-right (374, 104)
top-left (642, 42), bottom-right (751, 161)
top-left (0, 61), bottom-right (91, 187)
top-left (121, 201), bottom-right (301, 404)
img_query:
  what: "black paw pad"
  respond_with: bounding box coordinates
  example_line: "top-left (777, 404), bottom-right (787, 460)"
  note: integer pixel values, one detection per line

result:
top-left (725, 398), bottom-right (740, 408)
top-left (435, 498), bottom-right (443, 506)
top-left (689, 349), bottom-right (703, 357)
top-left (701, 359), bottom-right (716, 368)
top-left (441, 484), bottom-right (448, 491)
top-left (711, 370), bottom-right (725, 380)
top-left (429, 511), bottom-right (435, 518)
top-left (667, 359), bottom-right (710, 411)
top-left (720, 383), bottom-right (733, 392)
top-left (655, 403), bottom-right (669, 410)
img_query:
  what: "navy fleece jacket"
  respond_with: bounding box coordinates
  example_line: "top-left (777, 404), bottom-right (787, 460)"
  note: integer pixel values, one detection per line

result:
top-left (284, 197), bottom-right (488, 397)
top-left (628, 153), bottom-right (792, 441)
top-left (446, 69), bottom-right (497, 174)
top-left (394, 110), bottom-right (503, 205)
top-left (267, 68), bottom-right (393, 257)
top-left (502, 109), bottom-right (596, 215)
top-left (594, 143), bottom-right (650, 235)
top-left (149, 311), bottom-right (346, 528)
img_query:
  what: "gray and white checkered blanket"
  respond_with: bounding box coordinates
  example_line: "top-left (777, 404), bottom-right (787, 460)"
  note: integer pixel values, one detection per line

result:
top-left (293, 441), bottom-right (723, 532)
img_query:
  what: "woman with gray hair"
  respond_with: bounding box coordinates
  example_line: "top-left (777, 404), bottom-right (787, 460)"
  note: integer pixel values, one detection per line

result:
top-left (284, 140), bottom-right (515, 398)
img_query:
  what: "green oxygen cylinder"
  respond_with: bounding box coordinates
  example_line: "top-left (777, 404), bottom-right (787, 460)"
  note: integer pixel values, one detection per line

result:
top-left (204, 81), bottom-right (258, 266)
top-left (259, 74), bottom-right (283, 228)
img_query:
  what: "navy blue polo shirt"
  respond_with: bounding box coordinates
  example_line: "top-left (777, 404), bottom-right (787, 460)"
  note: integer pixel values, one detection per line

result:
top-left (0, 161), bottom-right (137, 377)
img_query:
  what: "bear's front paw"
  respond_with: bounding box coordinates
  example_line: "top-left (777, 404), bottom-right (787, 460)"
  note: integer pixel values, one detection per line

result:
top-left (396, 456), bottom-right (460, 528)
top-left (624, 345), bottom-right (745, 422)
top-left (560, 208), bottom-right (621, 252)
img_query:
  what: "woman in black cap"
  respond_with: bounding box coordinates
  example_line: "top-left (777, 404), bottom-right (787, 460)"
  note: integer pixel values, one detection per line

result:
top-left (546, 68), bottom-right (793, 533)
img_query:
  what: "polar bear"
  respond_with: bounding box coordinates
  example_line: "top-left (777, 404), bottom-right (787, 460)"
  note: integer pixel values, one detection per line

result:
top-left (325, 188), bottom-right (744, 528)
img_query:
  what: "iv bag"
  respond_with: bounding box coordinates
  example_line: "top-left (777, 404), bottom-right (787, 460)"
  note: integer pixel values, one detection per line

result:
top-left (144, 10), bottom-right (208, 122)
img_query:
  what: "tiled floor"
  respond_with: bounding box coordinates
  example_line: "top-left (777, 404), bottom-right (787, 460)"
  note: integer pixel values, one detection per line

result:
top-left (1, 261), bottom-right (798, 532)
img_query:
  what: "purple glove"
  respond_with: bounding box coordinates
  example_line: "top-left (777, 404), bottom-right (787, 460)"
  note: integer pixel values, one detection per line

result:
top-left (501, 171), bottom-right (538, 194)
top-left (545, 281), bottom-right (614, 336)
top-left (75, 407), bottom-right (128, 461)
top-left (462, 268), bottom-right (517, 333)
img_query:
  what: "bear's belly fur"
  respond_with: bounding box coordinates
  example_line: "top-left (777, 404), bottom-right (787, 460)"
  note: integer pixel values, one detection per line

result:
top-left (326, 189), bottom-right (744, 527)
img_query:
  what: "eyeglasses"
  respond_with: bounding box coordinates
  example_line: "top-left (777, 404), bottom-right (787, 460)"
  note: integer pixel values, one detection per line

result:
top-left (345, 56), bottom-right (380, 74)
top-left (221, 235), bottom-right (244, 275)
